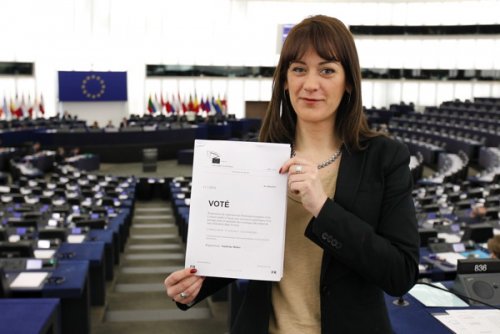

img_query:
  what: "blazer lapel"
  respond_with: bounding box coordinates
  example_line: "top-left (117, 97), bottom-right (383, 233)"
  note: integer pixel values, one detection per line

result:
top-left (334, 144), bottom-right (367, 210)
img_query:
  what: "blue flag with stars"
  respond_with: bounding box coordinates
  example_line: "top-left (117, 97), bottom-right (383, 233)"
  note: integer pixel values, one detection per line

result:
top-left (58, 71), bottom-right (127, 101)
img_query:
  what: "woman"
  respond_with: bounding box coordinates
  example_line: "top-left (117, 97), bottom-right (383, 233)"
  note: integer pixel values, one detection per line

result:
top-left (165, 15), bottom-right (420, 333)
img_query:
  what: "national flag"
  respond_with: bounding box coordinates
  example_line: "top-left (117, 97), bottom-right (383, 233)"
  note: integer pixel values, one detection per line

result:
top-left (39, 94), bottom-right (45, 115)
top-left (20, 95), bottom-right (28, 118)
top-left (147, 95), bottom-right (156, 113)
top-left (160, 94), bottom-right (166, 114)
top-left (212, 96), bottom-right (222, 114)
top-left (199, 97), bottom-right (204, 113)
top-left (11, 96), bottom-right (22, 118)
top-left (9, 98), bottom-right (15, 117)
top-left (2, 97), bottom-right (10, 119)
top-left (200, 96), bottom-right (206, 112)
top-left (187, 94), bottom-right (194, 112)
top-left (216, 95), bottom-right (223, 114)
top-left (171, 94), bottom-right (178, 115)
top-left (181, 100), bottom-right (187, 113)
top-left (221, 94), bottom-right (228, 114)
top-left (58, 71), bottom-right (127, 101)
top-left (27, 94), bottom-right (34, 118)
top-left (154, 93), bottom-right (162, 114)
top-left (193, 93), bottom-right (200, 113)
top-left (204, 97), bottom-right (211, 113)
top-left (166, 99), bottom-right (172, 114)
top-left (177, 93), bottom-right (187, 114)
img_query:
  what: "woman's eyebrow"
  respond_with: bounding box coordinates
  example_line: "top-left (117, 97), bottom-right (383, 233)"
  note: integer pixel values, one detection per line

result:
top-left (318, 60), bottom-right (339, 65)
top-left (290, 60), bottom-right (339, 65)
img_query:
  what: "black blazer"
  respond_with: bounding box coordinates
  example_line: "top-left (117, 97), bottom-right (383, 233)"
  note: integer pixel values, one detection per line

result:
top-left (180, 136), bottom-right (420, 334)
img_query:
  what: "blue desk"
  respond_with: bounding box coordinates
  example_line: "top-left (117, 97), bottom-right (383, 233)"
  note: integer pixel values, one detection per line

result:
top-left (36, 126), bottom-right (202, 162)
top-left (65, 153), bottom-right (100, 171)
top-left (108, 209), bottom-right (131, 253)
top-left (7, 260), bottom-right (90, 334)
top-left (385, 287), bottom-right (480, 334)
top-left (88, 228), bottom-right (115, 280)
top-left (23, 151), bottom-right (56, 173)
top-left (386, 293), bottom-right (451, 333)
top-left (57, 242), bottom-right (106, 306)
top-left (207, 123), bottom-right (231, 139)
top-left (419, 247), bottom-right (458, 282)
top-left (227, 119), bottom-right (259, 139)
top-left (0, 298), bottom-right (61, 334)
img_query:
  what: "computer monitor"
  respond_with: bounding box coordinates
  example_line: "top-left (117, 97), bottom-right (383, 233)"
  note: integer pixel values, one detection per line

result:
top-left (91, 207), bottom-right (108, 215)
top-left (52, 205), bottom-right (70, 215)
top-left (6, 218), bottom-right (38, 230)
top-left (485, 207), bottom-right (500, 219)
top-left (461, 223), bottom-right (494, 243)
top-left (0, 228), bottom-right (6, 242)
top-left (38, 228), bottom-right (68, 243)
top-left (22, 212), bottom-right (43, 220)
top-left (418, 228), bottom-right (438, 247)
top-left (101, 197), bottom-right (115, 206)
top-left (0, 241), bottom-right (35, 258)
top-left (75, 219), bottom-right (106, 229)
top-left (14, 204), bottom-right (37, 212)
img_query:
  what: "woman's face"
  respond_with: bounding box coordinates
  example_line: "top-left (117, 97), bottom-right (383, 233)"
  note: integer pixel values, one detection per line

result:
top-left (285, 47), bottom-right (347, 126)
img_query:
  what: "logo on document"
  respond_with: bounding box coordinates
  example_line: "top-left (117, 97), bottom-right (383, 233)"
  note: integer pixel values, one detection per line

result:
top-left (207, 151), bottom-right (221, 164)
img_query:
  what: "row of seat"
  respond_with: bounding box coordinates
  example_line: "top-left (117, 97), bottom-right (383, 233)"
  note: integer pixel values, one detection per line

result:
top-left (390, 125), bottom-right (482, 161)
top-left (421, 108), bottom-right (500, 127)
top-left (0, 117), bottom-right (85, 130)
top-left (417, 152), bottom-right (468, 185)
top-left (469, 147), bottom-right (500, 184)
top-left (0, 156), bottom-right (137, 333)
top-left (390, 117), bottom-right (499, 147)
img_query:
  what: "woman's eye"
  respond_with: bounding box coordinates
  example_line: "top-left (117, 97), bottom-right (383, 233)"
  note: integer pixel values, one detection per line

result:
top-left (320, 68), bottom-right (336, 75)
top-left (291, 66), bottom-right (306, 73)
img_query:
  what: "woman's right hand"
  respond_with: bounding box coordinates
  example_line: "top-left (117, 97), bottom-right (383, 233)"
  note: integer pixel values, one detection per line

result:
top-left (164, 268), bottom-right (205, 305)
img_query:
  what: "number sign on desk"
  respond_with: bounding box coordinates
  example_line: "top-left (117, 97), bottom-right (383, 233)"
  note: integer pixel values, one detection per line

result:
top-left (457, 258), bottom-right (500, 274)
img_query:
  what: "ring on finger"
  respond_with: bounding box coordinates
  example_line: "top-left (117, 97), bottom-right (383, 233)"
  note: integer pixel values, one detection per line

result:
top-left (179, 292), bottom-right (188, 299)
top-left (295, 165), bottom-right (303, 173)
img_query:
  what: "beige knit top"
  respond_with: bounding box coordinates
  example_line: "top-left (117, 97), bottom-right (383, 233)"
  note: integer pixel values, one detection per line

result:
top-left (269, 162), bottom-right (340, 334)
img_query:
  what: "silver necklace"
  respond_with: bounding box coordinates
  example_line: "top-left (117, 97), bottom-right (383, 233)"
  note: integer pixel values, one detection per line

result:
top-left (291, 145), bottom-right (342, 169)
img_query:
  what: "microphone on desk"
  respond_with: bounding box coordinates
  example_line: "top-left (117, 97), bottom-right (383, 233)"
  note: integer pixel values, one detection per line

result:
top-left (45, 276), bottom-right (66, 285)
top-left (56, 251), bottom-right (76, 259)
top-left (392, 296), bottom-right (410, 307)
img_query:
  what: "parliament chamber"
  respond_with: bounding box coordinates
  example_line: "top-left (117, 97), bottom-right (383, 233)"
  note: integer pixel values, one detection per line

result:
top-left (1, 0), bottom-right (500, 332)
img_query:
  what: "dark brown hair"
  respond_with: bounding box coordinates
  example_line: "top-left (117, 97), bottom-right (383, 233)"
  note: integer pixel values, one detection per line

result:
top-left (258, 15), bottom-right (378, 150)
top-left (487, 235), bottom-right (500, 258)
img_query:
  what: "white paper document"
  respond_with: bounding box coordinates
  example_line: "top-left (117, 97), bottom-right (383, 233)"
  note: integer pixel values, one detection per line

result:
top-left (9, 272), bottom-right (49, 289)
top-left (433, 309), bottom-right (500, 334)
top-left (185, 140), bottom-right (290, 281)
top-left (34, 249), bottom-right (56, 259)
top-left (409, 283), bottom-right (469, 307)
top-left (435, 252), bottom-right (466, 266)
top-left (67, 234), bottom-right (86, 243)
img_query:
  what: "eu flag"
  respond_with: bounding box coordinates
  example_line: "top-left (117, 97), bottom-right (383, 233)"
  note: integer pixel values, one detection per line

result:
top-left (58, 71), bottom-right (128, 101)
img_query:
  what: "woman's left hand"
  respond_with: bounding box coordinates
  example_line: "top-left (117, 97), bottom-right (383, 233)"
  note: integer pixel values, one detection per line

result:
top-left (280, 157), bottom-right (328, 217)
